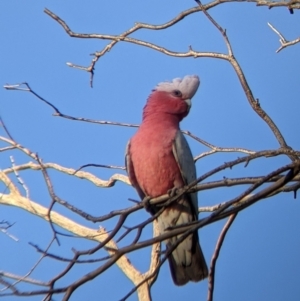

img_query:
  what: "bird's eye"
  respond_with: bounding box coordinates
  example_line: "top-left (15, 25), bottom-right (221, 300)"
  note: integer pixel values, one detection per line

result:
top-left (172, 90), bottom-right (182, 97)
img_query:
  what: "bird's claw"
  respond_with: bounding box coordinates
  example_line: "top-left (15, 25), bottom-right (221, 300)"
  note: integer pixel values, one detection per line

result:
top-left (167, 187), bottom-right (179, 197)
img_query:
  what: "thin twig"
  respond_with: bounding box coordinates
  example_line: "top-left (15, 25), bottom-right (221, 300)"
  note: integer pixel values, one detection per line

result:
top-left (36, 155), bottom-right (60, 245)
top-left (268, 22), bottom-right (300, 53)
top-left (207, 213), bottom-right (237, 301)
top-left (9, 156), bottom-right (29, 198)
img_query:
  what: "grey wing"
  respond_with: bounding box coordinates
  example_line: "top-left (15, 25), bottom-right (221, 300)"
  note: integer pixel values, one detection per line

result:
top-left (125, 141), bottom-right (146, 200)
top-left (172, 130), bottom-right (198, 214)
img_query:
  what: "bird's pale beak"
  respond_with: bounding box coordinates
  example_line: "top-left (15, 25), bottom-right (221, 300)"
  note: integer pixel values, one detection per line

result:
top-left (185, 98), bottom-right (192, 111)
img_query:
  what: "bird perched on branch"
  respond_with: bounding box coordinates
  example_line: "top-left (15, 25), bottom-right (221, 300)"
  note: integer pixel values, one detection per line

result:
top-left (126, 75), bottom-right (208, 285)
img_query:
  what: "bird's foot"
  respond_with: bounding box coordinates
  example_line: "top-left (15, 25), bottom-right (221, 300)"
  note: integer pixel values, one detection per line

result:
top-left (167, 187), bottom-right (179, 198)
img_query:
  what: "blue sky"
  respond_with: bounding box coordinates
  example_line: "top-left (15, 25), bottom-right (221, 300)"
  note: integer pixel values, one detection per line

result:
top-left (1, 1), bottom-right (299, 300)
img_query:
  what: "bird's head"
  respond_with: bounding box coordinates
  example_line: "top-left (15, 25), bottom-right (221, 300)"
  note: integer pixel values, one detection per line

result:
top-left (143, 75), bottom-right (200, 121)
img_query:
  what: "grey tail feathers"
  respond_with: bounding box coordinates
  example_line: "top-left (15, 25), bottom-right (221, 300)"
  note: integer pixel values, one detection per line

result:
top-left (168, 232), bottom-right (208, 286)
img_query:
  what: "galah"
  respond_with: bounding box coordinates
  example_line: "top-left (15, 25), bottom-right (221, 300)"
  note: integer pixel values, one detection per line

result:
top-left (125, 75), bottom-right (208, 285)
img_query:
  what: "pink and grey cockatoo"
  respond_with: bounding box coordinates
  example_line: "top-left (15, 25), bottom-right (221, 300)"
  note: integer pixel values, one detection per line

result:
top-left (125, 75), bottom-right (208, 285)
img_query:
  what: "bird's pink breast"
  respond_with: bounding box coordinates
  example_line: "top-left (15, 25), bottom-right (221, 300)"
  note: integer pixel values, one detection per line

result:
top-left (130, 120), bottom-right (184, 198)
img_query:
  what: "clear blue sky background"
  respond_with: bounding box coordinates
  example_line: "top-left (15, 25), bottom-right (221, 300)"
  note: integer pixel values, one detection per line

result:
top-left (1, 1), bottom-right (299, 301)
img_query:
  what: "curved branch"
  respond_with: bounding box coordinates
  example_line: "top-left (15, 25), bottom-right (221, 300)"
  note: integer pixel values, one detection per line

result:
top-left (3, 161), bottom-right (130, 187)
top-left (43, 5), bottom-right (295, 155)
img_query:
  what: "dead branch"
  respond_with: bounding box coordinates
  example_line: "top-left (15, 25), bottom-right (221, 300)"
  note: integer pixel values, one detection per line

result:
top-left (268, 22), bottom-right (300, 52)
top-left (207, 213), bottom-right (237, 301)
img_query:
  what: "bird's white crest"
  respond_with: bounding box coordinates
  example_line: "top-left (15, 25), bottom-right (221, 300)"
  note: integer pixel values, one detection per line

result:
top-left (155, 75), bottom-right (200, 99)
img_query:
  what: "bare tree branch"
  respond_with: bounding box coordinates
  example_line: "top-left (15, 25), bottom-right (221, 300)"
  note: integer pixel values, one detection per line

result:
top-left (268, 22), bottom-right (300, 52)
top-left (207, 213), bottom-right (237, 301)
top-left (41, 5), bottom-right (294, 158)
